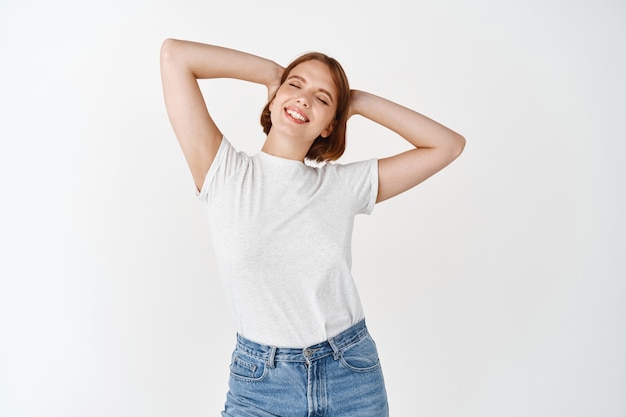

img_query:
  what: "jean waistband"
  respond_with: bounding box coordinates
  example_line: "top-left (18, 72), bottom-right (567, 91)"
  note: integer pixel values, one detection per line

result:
top-left (235, 320), bottom-right (369, 365)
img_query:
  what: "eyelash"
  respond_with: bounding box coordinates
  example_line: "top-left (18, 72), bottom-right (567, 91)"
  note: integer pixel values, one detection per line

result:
top-left (288, 83), bottom-right (329, 105)
top-left (317, 97), bottom-right (329, 105)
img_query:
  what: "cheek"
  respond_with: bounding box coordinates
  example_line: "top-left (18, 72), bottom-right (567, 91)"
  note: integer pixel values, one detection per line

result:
top-left (269, 104), bottom-right (281, 125)
top-left (322, 107), bottom-right (338, 125)
top-left (269, 100), bottom-right (281, 120)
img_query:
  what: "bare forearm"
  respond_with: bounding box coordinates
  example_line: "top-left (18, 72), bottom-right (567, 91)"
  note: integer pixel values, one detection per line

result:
top-left (160, 38), bottom-right (283, 88)
top-left (349, 90), bottom-right (465, 153)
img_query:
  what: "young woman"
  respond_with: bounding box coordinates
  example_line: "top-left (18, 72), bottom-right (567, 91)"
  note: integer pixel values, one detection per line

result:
top-left (160, 38), bottom-right (465, 416)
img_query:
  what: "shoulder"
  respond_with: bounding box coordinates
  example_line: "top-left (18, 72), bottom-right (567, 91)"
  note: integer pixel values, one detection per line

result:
top-left (322, 158), bottom-right (379, 213)
top-left (325, 158), bottom-right (378, 179)
top-left (197, 137), bottom-right (251, 200)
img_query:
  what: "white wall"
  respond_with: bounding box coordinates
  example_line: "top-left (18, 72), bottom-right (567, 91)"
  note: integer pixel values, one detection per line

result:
top-left (1, 0), bottom-right (624, 416)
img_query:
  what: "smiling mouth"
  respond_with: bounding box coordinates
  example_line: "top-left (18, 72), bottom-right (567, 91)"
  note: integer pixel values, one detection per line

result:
top-left (285, 108), bottom-right (309, 123)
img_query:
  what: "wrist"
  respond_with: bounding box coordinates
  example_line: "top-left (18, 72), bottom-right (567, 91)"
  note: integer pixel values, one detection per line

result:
top-left (267, 62), bottom-right (284, 88)
top-left (348, 89), bottom-right (365, 118)
top-left (265, 62), bottom-right (284, 100)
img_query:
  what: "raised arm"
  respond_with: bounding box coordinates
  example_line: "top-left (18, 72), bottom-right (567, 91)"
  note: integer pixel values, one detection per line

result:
top-left (348, 90), bottom-right (465, 203)
top-left (160, 39), bottom-right (283, 190)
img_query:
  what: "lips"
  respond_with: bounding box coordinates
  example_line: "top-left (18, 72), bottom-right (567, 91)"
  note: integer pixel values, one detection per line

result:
top-left (285, 107), bottom-right (309, 123)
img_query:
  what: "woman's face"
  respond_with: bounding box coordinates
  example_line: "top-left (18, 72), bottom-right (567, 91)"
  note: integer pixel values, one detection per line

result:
top-left (269, 59), bottom-right (338, 142)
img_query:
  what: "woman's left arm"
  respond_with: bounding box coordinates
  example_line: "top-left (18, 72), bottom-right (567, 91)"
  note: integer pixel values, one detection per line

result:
top-left (349, 90), bottom-right (465, 203)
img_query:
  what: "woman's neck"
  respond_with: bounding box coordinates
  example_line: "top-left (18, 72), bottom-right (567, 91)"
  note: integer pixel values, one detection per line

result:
top-left (262, 132), bottom-right (313, 162)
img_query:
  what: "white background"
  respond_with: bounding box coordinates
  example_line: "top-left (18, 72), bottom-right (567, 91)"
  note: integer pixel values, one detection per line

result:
top-left (1, 0), bottom-right (625, 416)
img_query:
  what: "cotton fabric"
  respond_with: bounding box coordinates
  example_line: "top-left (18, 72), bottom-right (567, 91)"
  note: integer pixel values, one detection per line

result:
top-left (197, 137), bottom-right (378, 347)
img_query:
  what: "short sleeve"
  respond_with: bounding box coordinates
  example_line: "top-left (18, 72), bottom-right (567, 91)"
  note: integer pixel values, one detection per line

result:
top-left (334, 158), bottom-right (379, 215)
top-left (197, 136), bottom-right (246, 203)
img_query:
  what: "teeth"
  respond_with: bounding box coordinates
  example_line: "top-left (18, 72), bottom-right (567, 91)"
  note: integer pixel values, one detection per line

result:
top-left (287, 109), bottom-right (307, 122)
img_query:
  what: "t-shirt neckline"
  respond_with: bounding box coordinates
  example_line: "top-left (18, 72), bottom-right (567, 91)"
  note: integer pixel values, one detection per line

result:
top-left (257, 150), bottom-right (308, 167)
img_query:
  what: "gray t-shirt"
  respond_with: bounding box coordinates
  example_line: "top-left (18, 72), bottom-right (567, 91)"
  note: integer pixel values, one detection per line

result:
top-left (198, 137), bottom-right (378, 347)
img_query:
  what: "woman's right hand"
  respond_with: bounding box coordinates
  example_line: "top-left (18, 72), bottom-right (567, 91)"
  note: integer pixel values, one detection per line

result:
top-left (267, 65), bottom-right (285, 102)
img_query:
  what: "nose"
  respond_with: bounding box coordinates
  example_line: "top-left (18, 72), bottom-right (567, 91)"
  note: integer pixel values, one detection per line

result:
top-left (296, 96), bottom-right (310, 108)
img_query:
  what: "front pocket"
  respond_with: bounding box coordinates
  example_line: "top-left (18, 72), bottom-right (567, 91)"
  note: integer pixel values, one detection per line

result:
top-left (339, 335), bottom-right (381, 372)
top-left (229, 353), bottom-right (267, 382)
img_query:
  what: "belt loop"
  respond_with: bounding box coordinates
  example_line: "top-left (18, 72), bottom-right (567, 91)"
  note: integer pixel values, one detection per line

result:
top-left (268, 346), bottom-right (277, 368)
top-left (328, 337), bottom-right (341, 360)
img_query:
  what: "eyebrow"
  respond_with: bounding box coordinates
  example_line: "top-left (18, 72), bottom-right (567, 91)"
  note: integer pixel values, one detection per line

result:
top-left (287, 75), bottom-right (335, 104)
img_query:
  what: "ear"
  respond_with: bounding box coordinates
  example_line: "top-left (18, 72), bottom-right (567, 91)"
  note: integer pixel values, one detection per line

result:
top-left (321, 119), bottom-right (335, 138)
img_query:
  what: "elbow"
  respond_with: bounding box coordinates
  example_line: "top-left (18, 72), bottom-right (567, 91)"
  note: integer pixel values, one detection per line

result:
top-left (160, 38), bottom-right (181, 64)
top-left (456, 133), bottom-right (466, 155)
top-left (450, 133), bottom-right (466, 159)
top-left (160, 38), bottom-right (174, 58)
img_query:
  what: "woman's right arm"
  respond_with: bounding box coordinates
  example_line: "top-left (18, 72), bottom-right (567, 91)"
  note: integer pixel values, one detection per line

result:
top-left (160, 39), bottom-right (283, 190)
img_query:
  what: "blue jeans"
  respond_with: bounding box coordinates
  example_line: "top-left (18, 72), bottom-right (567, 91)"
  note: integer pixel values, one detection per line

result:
top-left (222, 320), bottom-right (389, 416)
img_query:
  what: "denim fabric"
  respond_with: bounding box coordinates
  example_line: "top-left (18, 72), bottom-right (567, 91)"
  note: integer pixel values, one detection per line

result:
top-left (222, 320), bottom-right (389, 417)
